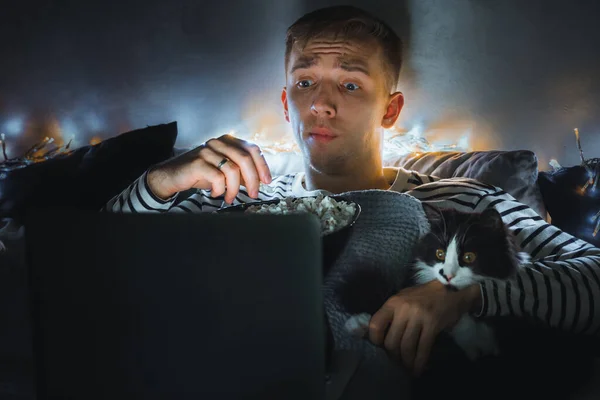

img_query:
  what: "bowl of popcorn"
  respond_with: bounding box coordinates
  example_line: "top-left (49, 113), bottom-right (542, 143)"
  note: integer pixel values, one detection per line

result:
top-left (218, 194), bottom-right (361, 272)
top-left (241, 194), bottom-right (359, 235)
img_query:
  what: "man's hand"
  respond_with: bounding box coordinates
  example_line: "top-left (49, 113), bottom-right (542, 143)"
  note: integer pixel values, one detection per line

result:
top-left (147, 134), bottom-right (272, 204)
top-left (367, 280), bottom-right (481, 376)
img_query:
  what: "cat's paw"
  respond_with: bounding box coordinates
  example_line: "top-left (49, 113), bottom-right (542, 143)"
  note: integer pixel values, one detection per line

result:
top-left (344, 313), bottom-right (371, 338)
top-left (451, 317), bottom-right (500, 361)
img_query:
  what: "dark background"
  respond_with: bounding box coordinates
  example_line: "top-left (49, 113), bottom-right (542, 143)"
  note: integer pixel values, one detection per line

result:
top-left (0, 0), bottom-right (599, 169)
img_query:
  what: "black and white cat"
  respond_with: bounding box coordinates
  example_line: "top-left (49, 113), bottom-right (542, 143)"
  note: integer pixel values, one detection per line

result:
top-left (345, 204), bottom-right (531, 361)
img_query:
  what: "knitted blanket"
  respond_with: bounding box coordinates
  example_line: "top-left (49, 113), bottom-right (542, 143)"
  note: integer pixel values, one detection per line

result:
top-left (322, 190), bottom-right (429, 398)
top-left (324, 189), bottom-right (429, 349)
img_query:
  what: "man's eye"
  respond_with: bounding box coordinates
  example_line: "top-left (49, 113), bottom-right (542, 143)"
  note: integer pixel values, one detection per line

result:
top-left (344, 82), bottom-right (360, 91)
top-left (297, 80), bottom-right (313, 88)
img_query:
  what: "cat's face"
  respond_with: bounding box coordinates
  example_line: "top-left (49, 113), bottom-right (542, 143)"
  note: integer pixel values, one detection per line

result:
top-left (413, 205), bottom-right (529, 290)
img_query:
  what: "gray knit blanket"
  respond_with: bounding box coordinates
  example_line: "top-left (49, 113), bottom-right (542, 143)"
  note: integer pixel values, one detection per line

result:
top-left (324, 189), bottom-right (429, 349)
top-left (322, 190), bottom-right (430, 397)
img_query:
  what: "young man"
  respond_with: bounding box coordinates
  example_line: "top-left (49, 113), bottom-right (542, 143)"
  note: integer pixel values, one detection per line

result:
top-left (105, 6), bottom-right (600, 376)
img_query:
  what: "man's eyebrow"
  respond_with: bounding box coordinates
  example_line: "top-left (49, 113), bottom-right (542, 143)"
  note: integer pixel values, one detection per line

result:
top-left (336, 57), bottom-right (370, 76)
top-left (289, 55), bottom-right (371, 76)
top-left (290, 55), bottom-right (318, 73)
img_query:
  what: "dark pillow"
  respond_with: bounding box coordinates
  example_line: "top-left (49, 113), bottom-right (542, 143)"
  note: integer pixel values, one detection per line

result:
top-left (0, 122), bottom-right (178, 224)
top-left (538, 166), bottom-right (600, 247)
top-left (388, 150), bottom-right (547, 218)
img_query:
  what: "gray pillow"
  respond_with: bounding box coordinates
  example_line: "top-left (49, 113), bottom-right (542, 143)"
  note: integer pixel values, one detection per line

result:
top-left (388, 150), bottom-right (547, 218)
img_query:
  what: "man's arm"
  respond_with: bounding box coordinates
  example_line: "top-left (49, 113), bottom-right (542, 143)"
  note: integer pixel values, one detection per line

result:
top-left (101, 171), bottom-right (178, 213)
top-left (102, 171), bottom-right (179, 213)
top-left (102, 134), bottom-right (273, 213)
top-left (101, 169), bottom-right (271, 214)
top-left (406, 177), bottom-right (600, 335)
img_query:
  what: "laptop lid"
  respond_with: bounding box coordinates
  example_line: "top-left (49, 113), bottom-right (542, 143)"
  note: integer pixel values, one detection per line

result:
top-left (25, 210), bottom-right (325, 400)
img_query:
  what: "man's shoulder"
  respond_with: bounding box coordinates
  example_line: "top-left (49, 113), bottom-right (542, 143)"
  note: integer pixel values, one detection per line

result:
top-left (385, 166), bottom-right (432, 193)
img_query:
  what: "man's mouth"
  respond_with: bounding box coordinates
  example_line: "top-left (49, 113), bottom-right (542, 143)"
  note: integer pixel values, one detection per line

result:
top-left (308, 128), bottom-right (337, 143)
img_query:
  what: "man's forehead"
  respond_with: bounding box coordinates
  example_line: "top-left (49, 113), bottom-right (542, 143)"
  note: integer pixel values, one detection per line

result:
top-left (288, 38), bottom-right (383, 74)
top-left (292, 37), bottom-right (379, 59)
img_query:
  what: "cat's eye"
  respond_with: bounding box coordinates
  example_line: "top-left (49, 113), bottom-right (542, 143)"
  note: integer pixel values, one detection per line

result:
top-left (435, 249), bottom-right (446, 260)
top-left (462, 252), bottom-right (477, 263)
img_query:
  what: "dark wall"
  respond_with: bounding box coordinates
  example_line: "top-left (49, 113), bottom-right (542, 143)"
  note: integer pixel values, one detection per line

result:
top-left (404, 0), bottom-right (600, 168)
top-left (0, 0), bottom-right (598, 168)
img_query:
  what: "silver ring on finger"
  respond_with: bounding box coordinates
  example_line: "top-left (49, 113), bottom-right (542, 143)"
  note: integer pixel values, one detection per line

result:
top-left (216, 157), bottom-right (229, 170)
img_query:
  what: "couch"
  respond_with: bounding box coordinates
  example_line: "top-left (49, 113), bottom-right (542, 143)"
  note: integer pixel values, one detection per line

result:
top-left (0, 121), bottom-right (598, 399)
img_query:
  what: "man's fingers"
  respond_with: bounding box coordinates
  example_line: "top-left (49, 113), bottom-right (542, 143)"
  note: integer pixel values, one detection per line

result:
top-left (194, 146), bottom-right (227, 197)
top-left (368, 306), bottom-right (394, 346)
top-left (206, 138), bottom-right (261, 198)
top-left (399, 316), bottom-right (421, 371)
top-left (383, 312), bottom-right (408, 359)
top-left (219, 161), bottom-right (241, 204)
top-left (413, 325), bottom-right (436, 377)
top-left (189, 164), bottom-right (225, 198)
top-left (242, 141), bottom-right (272, 185)
top-left (219, 135), bottom-right (271, 184)
top-left (197, 145), bottom-right (241, 202)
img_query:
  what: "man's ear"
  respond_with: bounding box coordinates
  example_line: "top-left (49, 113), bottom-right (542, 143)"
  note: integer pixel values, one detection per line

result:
top-left (281, 87), bottom-right (290, 123)
top-left (381, 91), bottom-right (404, 129)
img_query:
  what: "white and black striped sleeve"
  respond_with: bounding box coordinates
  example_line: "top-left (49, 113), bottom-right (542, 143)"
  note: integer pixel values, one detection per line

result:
top-left (405, 170), bottom-right (440, 190)
top-left (406, 177), bottom-right (600, 336)
top-left (102, 171), bottom-right (179, 213)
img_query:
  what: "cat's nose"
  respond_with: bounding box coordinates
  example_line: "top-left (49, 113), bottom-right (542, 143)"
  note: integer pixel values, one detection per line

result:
top-left (439, 269), bottom-right (454, 281)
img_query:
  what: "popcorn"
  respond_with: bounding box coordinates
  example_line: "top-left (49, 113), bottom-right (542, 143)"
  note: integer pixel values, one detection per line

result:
top-left (244, 194), bottom-right (357, 235)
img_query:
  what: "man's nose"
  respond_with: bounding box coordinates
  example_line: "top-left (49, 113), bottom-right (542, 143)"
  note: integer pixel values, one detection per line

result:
top-left (310, 90), bottom-right (336, 118)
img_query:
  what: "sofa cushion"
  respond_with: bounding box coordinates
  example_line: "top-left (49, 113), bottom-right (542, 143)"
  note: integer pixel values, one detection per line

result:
top-left (0, 122), bottom-right (178, 399)
top-left (0, 122), bottom-right (178, 224)
top-left (385, 150), bottom-right (547, 218)
top-left (538, 165), bottom-right (600, 247)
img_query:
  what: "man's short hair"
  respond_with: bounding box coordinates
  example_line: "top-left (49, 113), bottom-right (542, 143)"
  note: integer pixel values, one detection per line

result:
top-left (285, 5), bottom-right (403, 93)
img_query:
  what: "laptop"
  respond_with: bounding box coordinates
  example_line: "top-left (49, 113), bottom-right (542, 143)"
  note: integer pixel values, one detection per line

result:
top-left (25, 210), bottom-right (326, 400)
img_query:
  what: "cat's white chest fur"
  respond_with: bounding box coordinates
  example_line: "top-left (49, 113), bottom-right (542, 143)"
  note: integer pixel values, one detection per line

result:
top-left (411, 241), bottom-right (500, 361)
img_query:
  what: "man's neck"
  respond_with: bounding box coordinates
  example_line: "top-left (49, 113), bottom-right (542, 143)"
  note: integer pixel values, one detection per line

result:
top-left (303, 164), bottom-right (391, 194)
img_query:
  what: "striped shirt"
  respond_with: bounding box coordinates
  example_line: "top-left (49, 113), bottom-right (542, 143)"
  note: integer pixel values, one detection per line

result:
top-left (104, 167), bottom-right (600, 336)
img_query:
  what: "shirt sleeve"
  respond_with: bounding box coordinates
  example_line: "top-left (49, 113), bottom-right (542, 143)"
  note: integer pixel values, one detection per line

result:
top-left (406, 177), bottom-right (600, 336)
top-left (404, 170), bottom-right (441, 190)
top-left (101, 170), bottom-right (179, 213)
top-left (101, 170), bottom-right (282, 213)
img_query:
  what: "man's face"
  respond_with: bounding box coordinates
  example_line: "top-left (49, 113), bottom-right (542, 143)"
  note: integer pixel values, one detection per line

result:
top-left (282, 37), bottom-right (403, 175)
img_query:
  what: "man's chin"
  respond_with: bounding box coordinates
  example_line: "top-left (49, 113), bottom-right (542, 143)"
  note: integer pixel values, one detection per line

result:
top-left (306, 154), bottom-right (349, 175)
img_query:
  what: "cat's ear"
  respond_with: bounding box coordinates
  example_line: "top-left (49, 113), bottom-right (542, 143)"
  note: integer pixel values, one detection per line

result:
top-left (421, 203), bottom-right (443, 222)
top-left (479, 207), bottom-right (504, 230)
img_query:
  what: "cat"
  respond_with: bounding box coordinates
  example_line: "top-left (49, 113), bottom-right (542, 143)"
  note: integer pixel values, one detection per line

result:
top-left (345, 204), bottom-right (531, 361)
